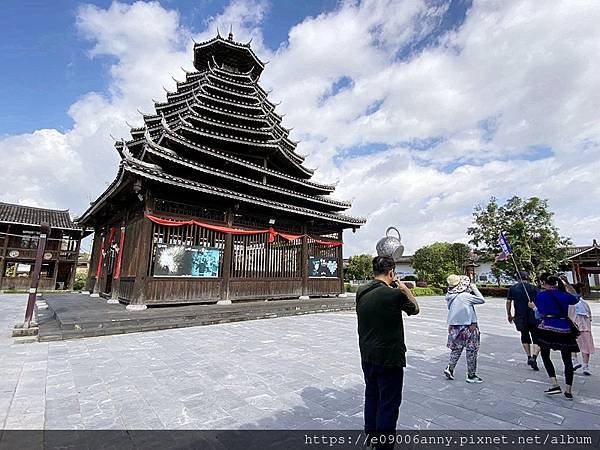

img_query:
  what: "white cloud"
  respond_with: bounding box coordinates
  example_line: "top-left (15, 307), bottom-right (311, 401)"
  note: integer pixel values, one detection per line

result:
top-left (1, 0), bottom-right (599, 257)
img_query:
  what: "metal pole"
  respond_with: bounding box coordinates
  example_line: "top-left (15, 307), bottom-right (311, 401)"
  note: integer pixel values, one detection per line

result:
top-left (508, 252), bottom-right (533, 304)
top-left (24, 223), bottom-right (50, 328)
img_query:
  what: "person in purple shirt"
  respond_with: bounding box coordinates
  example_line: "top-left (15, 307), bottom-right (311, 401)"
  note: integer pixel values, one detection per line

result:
top-left (532, 273), bottom-right (580, 399)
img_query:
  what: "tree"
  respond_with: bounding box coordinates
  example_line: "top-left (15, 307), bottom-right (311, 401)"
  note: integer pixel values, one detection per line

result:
top-left (467, 196), bottom-right (570, 281)
top-left (346, 254), bottom-right (373, 281)
top-left (412, 242), bottom-right (471, 286)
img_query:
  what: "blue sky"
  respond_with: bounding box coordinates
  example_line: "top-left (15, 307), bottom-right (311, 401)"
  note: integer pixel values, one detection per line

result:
top-left (1, 0), bottom-right (342, 135)
top-left (1, 0), bottom-right (598, 255)
top-left (0, 0), bottom-right (474, 136)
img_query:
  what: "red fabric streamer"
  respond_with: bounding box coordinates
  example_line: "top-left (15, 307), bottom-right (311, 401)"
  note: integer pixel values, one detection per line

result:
top-left (144, 213), bottom-right (342, 247)
top-left (312, 239), bottom-right (343, 247)
top-left (269, 232), bottom-right (304, 242)
top-left (146, 213), bottom-right (271, 235)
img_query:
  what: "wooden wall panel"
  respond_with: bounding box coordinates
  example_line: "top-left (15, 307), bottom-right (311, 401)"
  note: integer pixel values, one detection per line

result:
top-left (118, 277), bottom-right (135, 302)
top-left (0, 277), bottom-right (55, 291)
top-left (120, 218), bottom-right (145, 278)
top-left (307, 278), bottom-right (341, 296)
top-left (229, 277), bottom-right (302, 300)
top-left (87, 232), bottom-right (103, 286)
top-left (144, 277), bottom-right (221, 304)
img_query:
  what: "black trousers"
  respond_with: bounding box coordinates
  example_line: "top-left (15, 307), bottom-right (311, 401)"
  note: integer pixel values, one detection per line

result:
top-left (361, 360), bottom-right (404, 449)
top-left (540, 346), bottom-right (574, 386)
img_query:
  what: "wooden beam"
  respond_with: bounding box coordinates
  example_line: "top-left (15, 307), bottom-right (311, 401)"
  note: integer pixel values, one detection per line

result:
top-left (301, 223), bottom-right (308, 297)
top-left (0, 224), bottom-right (11, 290)
top-left (128, 214), bottom-right (153, 309)
top-left (219, 208), bottom-right (234, 303)
top-left (68, 231), bottom-right (82, 290)
top-left (338, 230), bottom-right (344, 295)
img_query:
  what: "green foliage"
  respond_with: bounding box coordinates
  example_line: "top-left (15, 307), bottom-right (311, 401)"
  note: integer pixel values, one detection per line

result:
top-left (411, 286), bottom-right (444, 296)
top-left (73, 271), bottom-right (87, 291)
top-left (412, 242), bottom-right (471, 287)
top-left (467, 196), bottom-right (570, 281)
top-left (345, 254), bottom-right (373, 281)
top-left (477, 286), bottom-right (509, 297)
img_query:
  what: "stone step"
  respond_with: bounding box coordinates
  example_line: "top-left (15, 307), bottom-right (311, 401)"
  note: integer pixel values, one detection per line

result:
top-left (38, 295), bottom-right (356, 341)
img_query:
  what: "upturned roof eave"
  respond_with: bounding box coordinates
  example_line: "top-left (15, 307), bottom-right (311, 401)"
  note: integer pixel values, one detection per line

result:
top-left (155, 127), bottom-right (335, 193)
top-left (142, 144), bottom-right (351, 211)
top-left (122, 162), bottom-right (365, 227)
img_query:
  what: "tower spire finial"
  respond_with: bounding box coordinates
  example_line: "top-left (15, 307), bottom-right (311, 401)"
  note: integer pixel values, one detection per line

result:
top-left (228, 24), bottom-right (234, 41)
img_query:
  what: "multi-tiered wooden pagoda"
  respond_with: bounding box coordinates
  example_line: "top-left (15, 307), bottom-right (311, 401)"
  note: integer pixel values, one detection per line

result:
top-left (77, 32), bottom-right (365, 308)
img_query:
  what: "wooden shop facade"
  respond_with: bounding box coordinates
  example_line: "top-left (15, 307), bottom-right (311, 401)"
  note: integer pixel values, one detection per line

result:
top-left (77, 33), bottom-right (365, 308)
top-left (0, 202), bottom-right (82, 291)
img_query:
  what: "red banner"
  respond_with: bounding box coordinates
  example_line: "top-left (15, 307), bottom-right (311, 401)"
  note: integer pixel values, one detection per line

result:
top-left (144, 213), bottom-right (342, 247)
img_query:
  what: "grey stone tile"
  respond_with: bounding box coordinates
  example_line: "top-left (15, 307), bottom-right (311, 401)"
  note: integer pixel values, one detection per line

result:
top-left (1, 293), bottom-right (600, 431)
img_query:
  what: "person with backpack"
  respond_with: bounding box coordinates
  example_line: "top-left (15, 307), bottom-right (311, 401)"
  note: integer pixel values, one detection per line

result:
top-left (356, 256), bottom-right (420, 447)
top-left (506, 271), bottom-right (540, 370)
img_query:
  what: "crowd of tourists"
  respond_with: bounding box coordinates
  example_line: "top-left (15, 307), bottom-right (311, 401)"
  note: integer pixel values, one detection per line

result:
top-left (444, 270), bottom-right (594, 397)
top-left (355, 256), bottom-right (595, 448)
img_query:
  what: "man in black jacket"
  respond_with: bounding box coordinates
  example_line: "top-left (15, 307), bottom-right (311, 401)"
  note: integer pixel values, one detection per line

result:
top-left (507, 271), bottom-right (540, 370)
top-left (356, 256), bottom-right (420, 447)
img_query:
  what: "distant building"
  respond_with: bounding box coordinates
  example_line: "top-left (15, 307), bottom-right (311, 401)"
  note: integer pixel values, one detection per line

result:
top-left (0, 202), bottom-right (83, 291)
top-left (560, 240), bottom-right (600, 293)
top-left (345, 242), bottom-right (600, 289)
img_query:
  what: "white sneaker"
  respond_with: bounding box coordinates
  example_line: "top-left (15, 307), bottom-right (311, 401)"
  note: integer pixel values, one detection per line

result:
top-left (583, 365), bottom-right (592, 376)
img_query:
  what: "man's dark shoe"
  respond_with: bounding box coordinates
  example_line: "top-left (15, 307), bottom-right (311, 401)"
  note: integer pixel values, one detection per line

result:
top-left (544, 386), bottom-right (562, 395)
top-left (564, 392), bottom-right (573, 400)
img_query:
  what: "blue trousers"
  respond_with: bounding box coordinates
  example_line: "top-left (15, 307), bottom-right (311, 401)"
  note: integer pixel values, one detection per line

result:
top-left (361, 360), bottom-right (404, 438)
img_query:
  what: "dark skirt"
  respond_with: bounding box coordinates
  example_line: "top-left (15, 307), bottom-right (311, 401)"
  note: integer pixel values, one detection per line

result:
top-left (535, 327), bottom-right (580, 352)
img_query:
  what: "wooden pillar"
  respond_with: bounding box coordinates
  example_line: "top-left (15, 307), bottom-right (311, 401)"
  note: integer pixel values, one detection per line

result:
top-left (109, 224), bottom-right (126, 304)
top-left (91, 230), bottom-right (106, 297)
top-left (0, 224), bottom-right (11, 290)
top-left (300, 223), bottom-right (309, 299)
top-left (338, 230), bottom-right (344, 295)
top-left (128, 214), bottom-right (153, 310)
top-left (571, 261), bottom-right (578, 284)
top-left (581, 268), bottom-right (591, 296)
top-left (218, 209), bottom-right (234, 304)
top-left (68, 231), bottom-right (82, 290)
top-left (51, 259), bottom-right (59, 291)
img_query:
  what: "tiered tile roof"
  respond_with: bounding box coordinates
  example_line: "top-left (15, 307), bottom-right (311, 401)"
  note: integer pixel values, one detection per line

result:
top-left (78, 34), bottom-right (366, 228)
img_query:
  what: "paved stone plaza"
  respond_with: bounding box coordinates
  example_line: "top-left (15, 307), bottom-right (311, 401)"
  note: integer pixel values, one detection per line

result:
top-left (1, 294), bottom-right (599, 430)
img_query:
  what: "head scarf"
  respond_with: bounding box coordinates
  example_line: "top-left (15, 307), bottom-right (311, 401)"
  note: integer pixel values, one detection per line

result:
top-left (447, 275), bottom-right (471, 294)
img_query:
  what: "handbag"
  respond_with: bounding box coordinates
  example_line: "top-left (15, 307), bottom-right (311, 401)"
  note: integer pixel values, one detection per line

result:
top-left (544, 291), bottom-right (580, 337)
